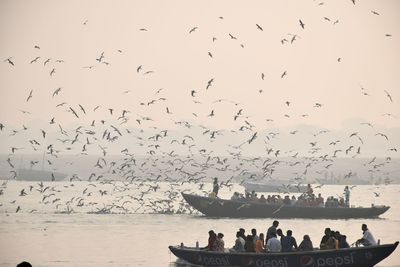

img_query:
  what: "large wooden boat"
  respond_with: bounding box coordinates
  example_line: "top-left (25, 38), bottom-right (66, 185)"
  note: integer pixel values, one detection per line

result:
top-left (182, 193), bottom-right (389, 219)
top-left (169, 241), bottom-right (398, 267)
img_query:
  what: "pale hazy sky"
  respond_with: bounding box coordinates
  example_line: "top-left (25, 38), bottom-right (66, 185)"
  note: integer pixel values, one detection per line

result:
top-left (0, 0), bottom-right (399, 156)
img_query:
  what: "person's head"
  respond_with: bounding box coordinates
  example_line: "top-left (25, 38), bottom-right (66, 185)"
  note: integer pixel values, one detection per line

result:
top-left (324, 228), bottom-right (331, 235)
top-left (276, 228), bottom-right (283, 236)
top-left (217, 233), bottom-right (224, 239)
top-left (308, 184), bottom-right (311, 187)
top-left (362, 224), bottom-right (368, 231)
top-left (208, 230), bottom-right (215, 237)
top-left (303, 235), bottom-right (311, 241)
top-left (341, 235), bottom-right (347, 241)
top-left (17, 262), bottom-right (32, 267)
top-left (259, 233), bottom-right (264, 240)
top-left (239, 228), bottom-right (245, 235)
top-left (273, 220), bottom-right (279, 227)
top-left (287, 230), bottom-right (292, 236)
top-left (236, 231), bottom-right (241, 238)
top-left (318, 193), bottom-right (322, 197)
top-left (251, 228), bottom-right (257, 235)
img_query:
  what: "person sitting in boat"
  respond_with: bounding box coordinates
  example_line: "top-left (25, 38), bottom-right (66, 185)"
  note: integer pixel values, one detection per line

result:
top-left (231, 192), bottom-right (240, 200)
top-left (251, 228), bottom-right (259, 245)
top-left (337, 233), bottom-right (350, 249)
top-left (259, 194), bottom-right (267, 203)
top-left (307, 184), bottom-right (313, 196)
top-left (245, 235), bottom-right (255, 252)
top-left (283, 195), bottom-right (291, 205)
top-left (298, 235), bottom-right (314, 251)
top-left (339, 198), bottom-right (346, 207)
top-left (232, 231), bottom-right (245, 252)
top-left (203, 230), bottom-right (217, 251)
top-left (214, 233), bottom-right (225, 251)
top-left (281, 230), bottom-right (298, 252)
top-left (290, 195), bottom-right (297, 205)
top-left (212, 178), bottom-right (219, 197)
top-left (255, 233), bottom-right (266, 253)
top-left (316, 193), bottom-right (324, 207)
top-left (320, 228), bottom-right (331, 250)
top-left (276, 228), bottom-right (285, 243)
top-left (356, 224), bottom-right (377, 247)
top-left (325, 230), bottom-right (339, 249)
top-left (266, 220), bottom-right (279, 243)
top-left (266, 232), bottom-right (281, 252)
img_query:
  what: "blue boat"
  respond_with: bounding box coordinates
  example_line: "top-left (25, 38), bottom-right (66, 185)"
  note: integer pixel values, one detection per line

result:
top-left (169, 241), bottom-right (398, 267)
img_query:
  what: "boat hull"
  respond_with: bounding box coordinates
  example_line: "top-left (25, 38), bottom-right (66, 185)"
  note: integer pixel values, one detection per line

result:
top-left (169, 242), bottom-right (398, 267)
top-left (182, 193), bottom-right (389, 219)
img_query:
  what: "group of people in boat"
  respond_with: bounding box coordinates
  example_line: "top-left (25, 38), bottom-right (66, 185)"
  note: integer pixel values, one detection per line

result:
top-left (227, 184), bottom-right (351, 208)
top-left (202, 221), bottom-right (377, 253)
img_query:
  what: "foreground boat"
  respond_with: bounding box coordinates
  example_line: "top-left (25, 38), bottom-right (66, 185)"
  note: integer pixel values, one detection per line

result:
top-left (182, 193), bottom-right (389, 219)
top-left (169, 242), bottom-right (398, 267)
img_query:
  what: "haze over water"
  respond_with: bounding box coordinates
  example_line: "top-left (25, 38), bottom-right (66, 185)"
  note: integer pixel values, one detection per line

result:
top-left (1, 0), bottom-right (400, 266)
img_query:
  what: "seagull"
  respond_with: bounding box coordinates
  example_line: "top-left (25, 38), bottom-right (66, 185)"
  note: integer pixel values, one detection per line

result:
top-left (229, 33), bottom-right (237, 40)
top-left (44, 58), bottom-right (51, 66)
top-left (375, 133), bottom-right (389, 141)
top-left (256, 24), bottom-right (263, 31)
top-left (26, 90), bottom-right (33, 102)
top-left (96, 52), bottom-right (104, 62)
top-left (281, 71), bottom-right (287, 78)
top-left (189, 27), bottom-right (198, 34)
top-left (137, 65), bottom-right (142, 73)
top-left (206, 78), bottom-right (214, 89)
top-left (4, 57), bottom-right (14, 66)
top-left (299, 19), bottom-right (305, 29)
top-left (53, 87), bottom-right (62, 97)
top-left (191, 90), bottom-right (196, 97)
top-left (383, 90), bottom-right (393, 102)
top-left (30, 57), bottom-right (40, 64)
top-left (371, 10), bottom-right (380, 15)
top-left (50, 68), bottom-right (56, 76)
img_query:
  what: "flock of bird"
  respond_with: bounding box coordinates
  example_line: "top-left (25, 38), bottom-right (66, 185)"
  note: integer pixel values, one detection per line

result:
top-left (0, 0), bottom-right (398, 215)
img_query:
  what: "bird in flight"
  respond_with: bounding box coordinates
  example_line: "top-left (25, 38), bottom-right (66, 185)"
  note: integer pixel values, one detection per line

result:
top-left (206, 78), bottom-right (214, 89)
top-left (383, 90), bottom-right (393, 102)
top-left (281, 71), bottom-right (287, 78)
top-left (299, 19), bottom-right (305, 29)
top-left (229, 33), bottom-right (237, 40)
top-left (4, 57), bottom-right (14, 66)
top-left (189, 27), bottom-right (198, 34)
top-left (371, 10), bottom-right (380, 15)
top-left (256, 24), bottom-right (263, 31)
top-left (30, 57), bottom-right (40, 64)
top-left (26, 90), bottom-right (33, 102)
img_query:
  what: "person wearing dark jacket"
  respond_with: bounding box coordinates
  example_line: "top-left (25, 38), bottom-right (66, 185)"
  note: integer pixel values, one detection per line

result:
top-left (298, 235), bottom-right (314, 251)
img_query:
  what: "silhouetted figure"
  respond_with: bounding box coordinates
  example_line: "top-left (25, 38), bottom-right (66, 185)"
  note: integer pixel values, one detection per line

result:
top-left (212, 178), bottom-right (219, 197)
top-left (203, 230), bottom-right (216, 250)
top-left (356, 224), bottom-right (377, 246)
top-left (298, 235), bottom-right (314, 251)
top-left (245, 235), bottom-right (255, 252)
top-left (17, 262), bottom-right (32, 267)
top-left (214, 233), bottom-right (225, 251)
top-left (320, 228), bottom-right (331, 250)
top-left (344, 186), bottom-right (350, 207)
top-left (232, 231), bottom-right (245, 252)
top-left (255, 233), bottom-right (265, 253)
top-left (266, 220), bottom-right (279, 243)
top-left (266, 232), bottom-right (281, 252)
top-left (281, 230), bottom-right (298, 252)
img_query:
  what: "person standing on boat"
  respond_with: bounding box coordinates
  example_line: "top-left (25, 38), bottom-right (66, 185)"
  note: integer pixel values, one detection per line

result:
top-left (212, 177), bottom-right (219, 197)
top-left (356, 224), bottom-right (377, 247)
top-left (344, 186), bottom-right (350, 207)
top-left (306, 184), bottom-right (313, 197)
top-left (255, 233), bottom-right (266, 253)
top-left (266, 220), bottom-right (279, 244)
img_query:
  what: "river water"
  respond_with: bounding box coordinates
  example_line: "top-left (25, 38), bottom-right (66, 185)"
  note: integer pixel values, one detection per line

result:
top-left (0, 181), bottom-right (399, 266)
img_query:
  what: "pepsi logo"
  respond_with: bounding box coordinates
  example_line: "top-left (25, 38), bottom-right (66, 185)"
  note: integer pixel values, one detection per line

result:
top-left (300, 255), bottom-right (315, 267)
